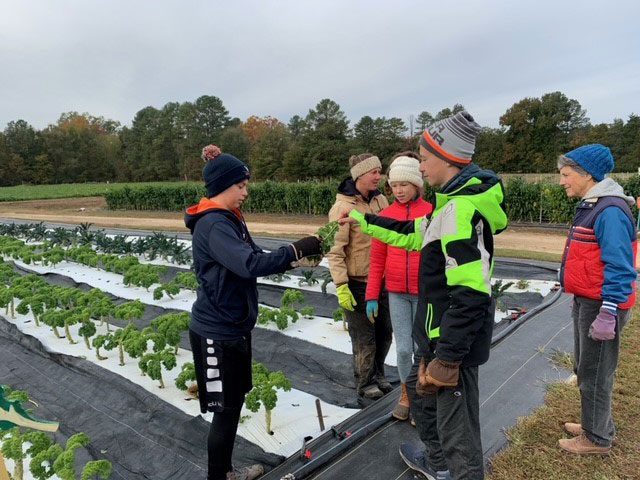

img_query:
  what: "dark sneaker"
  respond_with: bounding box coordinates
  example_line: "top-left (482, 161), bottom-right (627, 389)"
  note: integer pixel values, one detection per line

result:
top-left (227, 464), bottom-right (264, 480)
top-left (399, 443), bottom-right (451, 480)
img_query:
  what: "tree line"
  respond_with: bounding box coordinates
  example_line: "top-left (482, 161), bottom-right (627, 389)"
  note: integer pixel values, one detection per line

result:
top-left (0, 91), bottom-right (638, 187)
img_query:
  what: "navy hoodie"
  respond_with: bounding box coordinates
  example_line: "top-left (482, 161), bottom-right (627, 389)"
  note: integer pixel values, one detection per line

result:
top-left (185, 198), bottom-right (296, 340)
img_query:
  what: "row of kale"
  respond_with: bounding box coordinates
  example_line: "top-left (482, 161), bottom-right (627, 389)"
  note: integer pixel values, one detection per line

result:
top-left (0, 222), bottom-right (191, 265)
top-left (0, 392), bottom-right (113, 480)
top-left (0, 235), bottom-right (338, 332)
top-left (0, 263), bottom-right (310, 438)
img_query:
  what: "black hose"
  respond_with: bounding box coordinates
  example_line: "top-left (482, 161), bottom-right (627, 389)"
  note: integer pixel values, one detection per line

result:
top-left (491, 287), bottom-right (563, 346)
top-left (278, 413), bottom-right (392, 480)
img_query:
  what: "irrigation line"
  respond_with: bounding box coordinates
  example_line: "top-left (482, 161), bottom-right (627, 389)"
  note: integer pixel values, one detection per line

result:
top-left (278, 414), bottom-right (392, 480)
top-left (271, 289), bottom-right (566, 479)
top-left (491, 287), bottom-right (564, 346)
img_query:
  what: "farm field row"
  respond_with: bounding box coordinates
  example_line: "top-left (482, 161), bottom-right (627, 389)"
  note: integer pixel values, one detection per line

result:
top-left (9, 255), bottom-right (557, 360)
top-left (1, 305), bottom-right (354, 457)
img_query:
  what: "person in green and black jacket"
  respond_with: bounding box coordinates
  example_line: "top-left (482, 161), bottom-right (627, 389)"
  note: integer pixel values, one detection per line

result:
top-left (340, 111), bottom-right (507, 480)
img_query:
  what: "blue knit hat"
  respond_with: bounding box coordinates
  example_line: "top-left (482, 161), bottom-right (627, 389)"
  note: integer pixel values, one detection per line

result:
top-left (201, 145), bottom-right (250, 197)
top-left (564, 144), bottom-right (614, 182)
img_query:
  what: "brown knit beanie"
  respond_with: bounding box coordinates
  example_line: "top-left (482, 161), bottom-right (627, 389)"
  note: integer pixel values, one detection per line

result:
top-left (349, 153), bottom-right (382, 180)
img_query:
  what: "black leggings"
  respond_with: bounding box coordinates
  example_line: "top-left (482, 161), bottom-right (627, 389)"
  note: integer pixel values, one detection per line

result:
top-left (189, 329), bottom-right (252, 480)
top-left (208, 404), bottom-right (244, 480)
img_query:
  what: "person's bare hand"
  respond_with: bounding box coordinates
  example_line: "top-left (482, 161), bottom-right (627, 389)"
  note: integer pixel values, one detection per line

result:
top-left (337, 210), bottom-right (356, 225)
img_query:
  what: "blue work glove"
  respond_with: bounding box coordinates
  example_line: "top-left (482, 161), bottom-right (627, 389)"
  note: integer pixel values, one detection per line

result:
top-left (589, 307), bottom-right (616, 341)
top-left (366, 300), bottom-right (378, 324)
top-left (336, 284), bottom-right (357, 311)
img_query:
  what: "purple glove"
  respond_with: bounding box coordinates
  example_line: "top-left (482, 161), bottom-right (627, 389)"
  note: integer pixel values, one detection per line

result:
top-left (589, 307), bottom-right (616, 341)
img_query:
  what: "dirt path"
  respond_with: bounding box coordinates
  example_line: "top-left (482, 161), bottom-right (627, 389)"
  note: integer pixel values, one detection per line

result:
top-left (0, 196), bottom-right (572, 254)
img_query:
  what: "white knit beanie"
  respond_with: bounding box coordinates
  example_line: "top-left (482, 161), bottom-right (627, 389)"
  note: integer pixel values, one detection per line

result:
top-left (387, 156), bottom-right (423, 188)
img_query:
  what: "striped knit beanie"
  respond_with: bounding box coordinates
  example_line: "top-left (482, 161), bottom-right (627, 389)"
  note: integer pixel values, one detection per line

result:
top-left (419, 111), bottom-right (482, 167)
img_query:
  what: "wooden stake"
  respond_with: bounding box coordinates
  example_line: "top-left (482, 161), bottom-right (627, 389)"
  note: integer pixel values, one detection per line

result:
top-left (315, 398), bottom-right (325, 431)
top-left (0, 452), bottom-right (10, 480)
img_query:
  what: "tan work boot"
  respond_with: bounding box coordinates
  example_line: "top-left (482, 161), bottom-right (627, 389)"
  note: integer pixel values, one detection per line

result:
top-left (558, 434), bottom-right (611, 455)
top-left (563, 422), bottom-right (617, 445)
top-left (227, 464), bottom-right (264, 480)
top-left (563, 422), bottom-right (583, 436)
top-left (392, 383), bottom-right (410, 420)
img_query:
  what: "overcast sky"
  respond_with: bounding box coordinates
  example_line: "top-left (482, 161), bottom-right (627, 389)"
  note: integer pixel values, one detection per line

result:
top-left (2, 0), bottom-right (639, 131)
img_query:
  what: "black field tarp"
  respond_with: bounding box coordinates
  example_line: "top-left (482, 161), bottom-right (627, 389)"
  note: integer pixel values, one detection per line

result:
top-left (263, 292), bottom-right (573, 479)
top-left (0, 318), bottom-right (286, 480)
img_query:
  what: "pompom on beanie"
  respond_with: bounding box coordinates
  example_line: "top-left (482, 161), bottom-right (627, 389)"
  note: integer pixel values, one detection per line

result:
top-left (201, 144), bottom-right (250, 198)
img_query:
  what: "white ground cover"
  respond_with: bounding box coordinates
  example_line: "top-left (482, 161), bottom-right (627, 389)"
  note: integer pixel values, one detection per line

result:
top-left (8, 257), bottom-right (558, 369)
top-left (1, 306), bottom-right (355, 457)
top-left (3, 457), bottom-right (62, 480)
top-left (8, 258), bottom-right (398, 365)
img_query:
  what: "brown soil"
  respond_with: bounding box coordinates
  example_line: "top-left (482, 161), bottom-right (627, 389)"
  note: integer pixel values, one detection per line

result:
top-left (0, 196), bottom-right (572, 254)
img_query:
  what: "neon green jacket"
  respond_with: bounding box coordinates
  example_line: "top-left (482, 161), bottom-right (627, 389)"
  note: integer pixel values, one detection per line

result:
top-left (351, 164), bottom-right (507, 365)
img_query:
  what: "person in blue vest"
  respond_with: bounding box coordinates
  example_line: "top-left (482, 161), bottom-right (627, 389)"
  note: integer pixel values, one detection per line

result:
top-left (557, 144), bottom-right (637, 455)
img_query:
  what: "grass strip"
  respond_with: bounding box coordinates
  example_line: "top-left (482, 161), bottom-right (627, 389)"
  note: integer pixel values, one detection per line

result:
top-left (0, 182), bottom-right (194, 202)
top-left (495, 248), bottom-right (562, 263)
top-left (488, 308), bottom-right (640, 480)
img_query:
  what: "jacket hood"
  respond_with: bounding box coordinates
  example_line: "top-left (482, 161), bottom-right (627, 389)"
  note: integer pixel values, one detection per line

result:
top-left (583, 178), bottom-right (635, 206)
top-left (436, 164), bottom-right (508, 234)
top-left (184, 198), bottom-right (243, 233)
top-left (338, 177), bottom-right (383, 202)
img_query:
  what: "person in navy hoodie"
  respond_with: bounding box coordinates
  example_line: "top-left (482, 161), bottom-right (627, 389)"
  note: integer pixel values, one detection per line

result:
top-left (557, 144), bottom-right (637, 455)
top-left (365, 152), bottom-right (433, 420)
top-left (185, 144), bottom-right (322, 480)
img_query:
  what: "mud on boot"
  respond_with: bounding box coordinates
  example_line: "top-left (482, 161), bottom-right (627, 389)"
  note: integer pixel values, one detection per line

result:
top-left (226, 464), bottom-right (264, 480)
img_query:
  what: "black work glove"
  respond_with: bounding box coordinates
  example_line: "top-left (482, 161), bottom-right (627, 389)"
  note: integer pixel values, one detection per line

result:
top-left (290, 236), bottom-right (322, 260)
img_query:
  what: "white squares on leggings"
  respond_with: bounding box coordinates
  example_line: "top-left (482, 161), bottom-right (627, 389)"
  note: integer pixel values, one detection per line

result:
top-left (207, 368), bottom-right (220, 379)
top-left (207, 347), bottom-right (215, 354)
top-left (206, 356), bottom-right (218, 366)
top-left (206, 380), bottom-right (223, 392)
top-left (207, 339), bottom-right (214, 345)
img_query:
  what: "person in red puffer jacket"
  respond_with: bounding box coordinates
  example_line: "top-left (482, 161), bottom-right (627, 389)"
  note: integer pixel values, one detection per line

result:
top-left (365, 152), bottom-right (433, 421)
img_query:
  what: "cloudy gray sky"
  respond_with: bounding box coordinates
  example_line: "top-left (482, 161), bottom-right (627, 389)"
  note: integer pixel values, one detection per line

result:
top-left (2, 0), bottom-right (639, 131)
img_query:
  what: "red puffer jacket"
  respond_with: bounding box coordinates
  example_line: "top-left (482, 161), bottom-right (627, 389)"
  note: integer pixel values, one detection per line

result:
top-left (365, 197), bottom-right (433, 299)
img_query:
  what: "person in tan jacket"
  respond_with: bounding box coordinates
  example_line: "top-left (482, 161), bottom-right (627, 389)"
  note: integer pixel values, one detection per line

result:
top-left (327, 153), bottom-right (393, 404)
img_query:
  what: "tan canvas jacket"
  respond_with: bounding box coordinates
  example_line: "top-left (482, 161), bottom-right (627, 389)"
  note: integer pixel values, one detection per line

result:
top-left (327, 187), bottom-right (388, 286)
